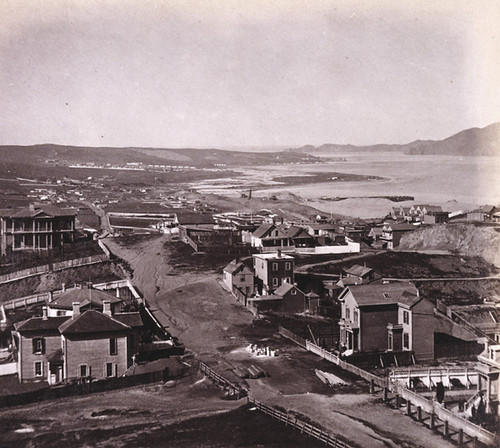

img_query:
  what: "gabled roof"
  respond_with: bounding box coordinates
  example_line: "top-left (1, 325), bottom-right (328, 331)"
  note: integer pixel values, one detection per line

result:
top-left (344, 264), bottom-right (373, 278)
top-left (346, 282), bottom-right (420, 308)
top-left (59, 310), bottom-right (131, 335)
top-left (50, 286), bottom-right (122, 310)
top-left (286, 226), bottom-right (313, 239)
top-left (274, 283), bottom-right (303, 296)
top-left (223, 260), bottom-right (252, 275)
top-left (252, 223), bottom-right (289, 239)
top-left (14, 316), bottom-right (70, 333)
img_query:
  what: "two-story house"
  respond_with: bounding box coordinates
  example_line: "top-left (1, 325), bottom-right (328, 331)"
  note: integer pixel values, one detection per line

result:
top-left (0, 204), bottom-right (77, 256)
top-left (338, 282), bottom-right (436, 361)
top-left (253, 251), bottom-right (294, 295)
top-left (12, 302), bottom-right (144, 384)
top-left (250, 223), bottom-right (294, 252)
top-left (223, 260), bottom-right (254, 297)
top-left (380, 223), bottom-right (416, 249)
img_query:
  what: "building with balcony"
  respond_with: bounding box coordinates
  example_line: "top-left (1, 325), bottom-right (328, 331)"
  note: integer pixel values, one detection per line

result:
top-left (0, 204), bottom-right (77, 255)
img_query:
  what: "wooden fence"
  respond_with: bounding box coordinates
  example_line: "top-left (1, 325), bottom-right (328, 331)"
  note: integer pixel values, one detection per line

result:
top-left (0, 253), bottom-right (109, 285)
top-left (3, 278), bottom-right (141, 311)
top-left (0, 368), bottom-right (169, 408)
top-left (198, 361), bottom-right (247, 399)
top-left (280, 326), bottom-right (499, 447)
top-left (248, 397), bottom-right (352, 448)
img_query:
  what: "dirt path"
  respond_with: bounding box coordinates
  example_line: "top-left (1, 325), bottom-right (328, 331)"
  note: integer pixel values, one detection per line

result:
top-left (102, 236), bottom-right (461, 447)
top-left (103, 236), bottom-right (253, 355)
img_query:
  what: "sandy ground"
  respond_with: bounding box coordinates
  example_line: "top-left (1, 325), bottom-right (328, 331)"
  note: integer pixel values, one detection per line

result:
top-left (98, 235), bottom-right (460, 447)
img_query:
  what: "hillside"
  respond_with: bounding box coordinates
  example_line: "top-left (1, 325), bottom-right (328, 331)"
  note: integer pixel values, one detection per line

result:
top-left (0, 144), bottom-right (320, 170)
top-left (292, 122), bottom-right (500, 156)
top-left (398, 223), bottom-right (500, 267)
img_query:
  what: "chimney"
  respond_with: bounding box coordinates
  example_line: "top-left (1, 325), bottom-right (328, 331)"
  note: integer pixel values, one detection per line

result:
top-left (116, 288), bottom-right (120, 298)
top-left (277, 250), bottom-right (282, 258)
top-left (62, 283), bottom-right (66, 292)
top-left (42, 306), bottom-right (48, 320)
top-left (48, 291), bottom-right (53, 302)
top-left (29, 203), bottom-right (35, 211)
top-left (103, 300), bottom-right (112, 316)
top-left (72, 302), bottom-right (80, 318)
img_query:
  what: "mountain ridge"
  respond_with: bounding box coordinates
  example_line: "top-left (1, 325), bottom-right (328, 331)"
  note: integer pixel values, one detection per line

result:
top-left (291, 122), bottom-right (500, 156)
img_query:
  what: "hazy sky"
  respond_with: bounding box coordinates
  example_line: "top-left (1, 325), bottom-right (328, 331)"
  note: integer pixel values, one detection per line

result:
top-left (1, 0), bottom-right (499, 148)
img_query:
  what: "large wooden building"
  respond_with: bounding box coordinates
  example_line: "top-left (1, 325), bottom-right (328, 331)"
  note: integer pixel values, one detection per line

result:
top-left (0, 204), bottom-right (77, 256)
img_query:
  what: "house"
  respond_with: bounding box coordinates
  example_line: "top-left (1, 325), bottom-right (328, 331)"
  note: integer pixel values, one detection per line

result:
top-left (250, 223), bottom-right (294, 252)
top-left (12, 302), bottom-right (145, 384)
top-left (337, 282), bottom-right (436, 360)
top-left (343, 264), bottom-right (375, 284)
top-left (476, 342), bottom-right (500, 415)
top-left (0, 204), bottom-right (77, 256)
top-left (422, 211), bottom-right (449, 225)
top-left (59, 305), bottom-right (131, 380)
top-left (223, 260), bottom-right (254, 298)
top-left (306, 223), bottom-right (336, 237)
top-left (248, 282), bottom-right (306, 314)
top-left (380, 223), bottom-right (416, 249)
top-left (410, 204), bottom-right (443, 219)
top-left (285, 225), bottom-right (316, 248)
top-left (12, 308), bottom-right (69, 384)
top-left (253, 251), bottom-right (294, 295)
top-left (47, 283), bottom-right (123, 317)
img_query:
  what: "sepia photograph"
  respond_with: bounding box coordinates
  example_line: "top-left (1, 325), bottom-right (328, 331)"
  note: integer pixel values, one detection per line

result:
top-left (0, 0), bottom-right (499, 446)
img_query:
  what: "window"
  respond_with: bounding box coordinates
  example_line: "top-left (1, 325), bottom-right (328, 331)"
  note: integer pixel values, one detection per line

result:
top-left (388, 333), bottom-right (393, 351)
top-left (285, 262), bottom-right (291, 271)
top-left (32, 338), bottom-right (45, 354)
top-left (403, 333), bottom-right (410, 349)
top-left (240, 275), bottom-right (246, 282)
top-left (110, 338), bottom-right (117, 356)
top-left (272, 263), bottom-right (278, 271)
top-left (285, 277), bottom-right (291, 284)
top-left (354, 310), bottom-right (358, 324)
top-left (34, 361), bottom-right (43, 377)
top-left (105, 362), bottom-right (116, 378)
top-left (80, 364), bottom-right (89, 377)
top-left (345, 307), bottom-right (350, 320)
top-left (403, 311), bottom-right (409, 325)
top-left (291, 288), bottom-right (297, 295)
top-left (272, 277), bottom-right (279, 286)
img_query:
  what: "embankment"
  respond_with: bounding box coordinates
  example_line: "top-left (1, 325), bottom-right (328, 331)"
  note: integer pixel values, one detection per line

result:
top-left (399, 223), bottom-right (500, 268)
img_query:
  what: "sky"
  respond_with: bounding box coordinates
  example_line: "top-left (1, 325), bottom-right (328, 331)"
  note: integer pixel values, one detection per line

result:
top-left (1, 0), bottom-right (499, 148)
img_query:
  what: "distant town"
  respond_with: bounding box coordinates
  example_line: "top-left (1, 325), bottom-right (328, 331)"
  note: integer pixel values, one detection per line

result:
top-left (0, 141), bottom-right (499, 448)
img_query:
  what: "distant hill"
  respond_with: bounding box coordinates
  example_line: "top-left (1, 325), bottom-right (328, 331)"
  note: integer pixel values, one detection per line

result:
top-left (0, 144), bottom-right (320, 169)
top-left (291, 122), bottom-right (500, 156)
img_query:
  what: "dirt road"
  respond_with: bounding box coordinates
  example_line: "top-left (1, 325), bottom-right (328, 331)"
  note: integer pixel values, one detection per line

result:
top-left (103, 236), bottom-right (253, 354)
top-left (100, 235), bottom-right (461, 448)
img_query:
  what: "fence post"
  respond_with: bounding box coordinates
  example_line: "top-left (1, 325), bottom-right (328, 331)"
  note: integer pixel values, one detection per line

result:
top-left (383, 388), bottom-right (388, 402)
top-left (458, 429), bottom-right (463, 447)
top-left (417, 406), bottom-right (422, 422)
top-left (395, 394), bottom-right (400, 409)
top-left (444, 420), bottom-right (449, 437)
top-left (406, 400), bottom-right (411, 416)
top-left (370, 379), bottom-right (375, 394)
top-left (429, 413), bottom-right (435, 430)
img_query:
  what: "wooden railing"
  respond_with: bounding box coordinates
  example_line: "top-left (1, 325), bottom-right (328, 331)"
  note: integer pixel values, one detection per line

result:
top-left (280, 326), bottom-right (499, 447)
top-left (198, 361), bottom-right (246, 399)
top-left (247, 397), bottom-right (352, 448)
